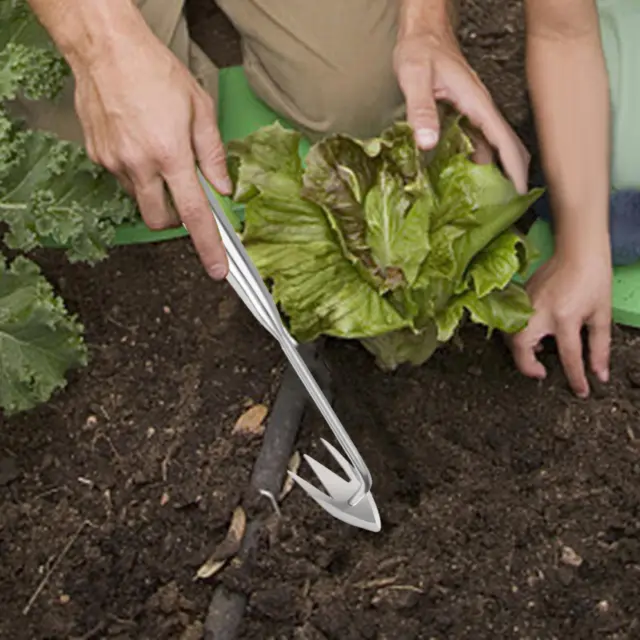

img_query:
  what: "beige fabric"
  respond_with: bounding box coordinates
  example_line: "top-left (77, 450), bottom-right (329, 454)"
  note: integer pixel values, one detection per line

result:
top-left (17, 0), bottom-right (460, 143)
top-left (217, 0), bottom-right (404, 139)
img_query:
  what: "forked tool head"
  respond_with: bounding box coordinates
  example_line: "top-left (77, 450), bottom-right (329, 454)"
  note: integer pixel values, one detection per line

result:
top-left (287, 438), bottom-right (381, 532)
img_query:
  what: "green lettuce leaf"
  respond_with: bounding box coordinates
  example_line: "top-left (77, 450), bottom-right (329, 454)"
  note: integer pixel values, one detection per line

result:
top-left (360, 321), bottom-right (439, 371)
top-left (363, 167), bottom-right (430, 287)
top-left (301, 133), bottom-right (381, 279)
top-left (435, 282), bottom-right (533, 343)
top-left (241, 193), bottom-right (412, 342)
top-left (464, 229), bottom-right (531, 297)
top-left (227, 122), bottom-right (304, 202)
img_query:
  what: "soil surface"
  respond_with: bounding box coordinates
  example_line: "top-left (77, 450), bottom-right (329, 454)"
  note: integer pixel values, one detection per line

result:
top-left (2, 2), bottom-right (640, 639)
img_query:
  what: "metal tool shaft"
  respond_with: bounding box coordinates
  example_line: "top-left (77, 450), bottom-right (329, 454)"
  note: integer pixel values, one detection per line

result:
top-left (197, 169), bottom-right (372, 506)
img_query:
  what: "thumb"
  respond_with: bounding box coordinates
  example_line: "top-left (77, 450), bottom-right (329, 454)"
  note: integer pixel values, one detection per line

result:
top-left (397, 59), bottom-right (440, 150)
top-left (192, 96), bottom-right (233, 196)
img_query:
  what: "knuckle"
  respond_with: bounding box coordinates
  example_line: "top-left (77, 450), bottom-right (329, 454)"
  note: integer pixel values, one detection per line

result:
top-left (554, 306), bottom-right (575, 323)
top-left (520, 147), bottom-right (531, 167)
top-left (412, 103), bottom-right (438, 117)
top-left (178, 203), bottom-right (203, 226)
top-left (99, 153), bottom-right (121, 174)
top-left (119, 145), bottom-right (146, 171)
top-left (154, 142), bottom-right (181, 169)
top-left (205, 144), bottom-right (227, 167)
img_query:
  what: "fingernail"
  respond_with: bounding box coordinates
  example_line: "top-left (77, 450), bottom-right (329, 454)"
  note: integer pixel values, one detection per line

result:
top-left (598, 368), bottom-right (610, 383)
top-left (218, 176), bottom-right (233, 195)
top-left (416, 128), bottom-right (439, 149)
top-left (207, 263), bottom-right (228, 280)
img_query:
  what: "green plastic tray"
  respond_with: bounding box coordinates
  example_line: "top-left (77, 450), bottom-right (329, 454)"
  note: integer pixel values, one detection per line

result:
top-left (522, 218), bottom-right (640, 328)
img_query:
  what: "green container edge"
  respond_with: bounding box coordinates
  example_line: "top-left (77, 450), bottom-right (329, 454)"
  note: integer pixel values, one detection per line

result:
top-left (518, 218), bottom-right (640, 329)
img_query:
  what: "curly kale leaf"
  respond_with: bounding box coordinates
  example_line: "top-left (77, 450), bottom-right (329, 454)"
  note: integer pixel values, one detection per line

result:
top-left (0, 255), bottom-right (87, 415)
top-left (0, 0), bottom-right (70, 102)
top-left (0, 109), bottom-right (139, 263)
top-left (0, 1), bottom-right (140, 263)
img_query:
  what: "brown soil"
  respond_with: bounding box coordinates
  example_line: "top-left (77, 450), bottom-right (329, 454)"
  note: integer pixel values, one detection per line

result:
top-left (2, 2), bottom-right (640, 639)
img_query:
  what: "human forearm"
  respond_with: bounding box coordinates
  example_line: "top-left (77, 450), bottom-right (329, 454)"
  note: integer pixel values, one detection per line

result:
top-left (398, 0), bottom-right (457, 39)
top-left (525, 2), bottom-right (610, 258)
top-left (26, 0), bottom-right (148, 69)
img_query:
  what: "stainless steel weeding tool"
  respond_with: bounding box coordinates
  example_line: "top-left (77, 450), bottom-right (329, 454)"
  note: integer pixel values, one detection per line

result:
top-left (196, 169), bottom-right (381, 533)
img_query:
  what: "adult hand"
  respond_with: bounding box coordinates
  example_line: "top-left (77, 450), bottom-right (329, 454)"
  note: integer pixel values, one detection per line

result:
top-left (70, 18), bottom-right (231, 280)
top-left (508, 245), bottom-right (612, 398)
top-left (393, 24), bottom-right (530, 194)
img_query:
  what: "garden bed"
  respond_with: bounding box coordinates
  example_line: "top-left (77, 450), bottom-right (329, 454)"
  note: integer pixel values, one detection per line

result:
top-left (2, 1), bottom-right (640, 639)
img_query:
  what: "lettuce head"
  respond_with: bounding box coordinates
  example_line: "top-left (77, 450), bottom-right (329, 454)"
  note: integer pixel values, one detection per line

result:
top-left (227, 117), bottom-right (543, 369)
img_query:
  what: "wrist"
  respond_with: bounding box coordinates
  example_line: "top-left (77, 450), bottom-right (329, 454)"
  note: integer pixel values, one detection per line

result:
top-left (553, 215), bottom-right (611, 264)
top-left (50, 0), bottom-right (146, 71)
top-left (398, 0), bottom-right (457, 41)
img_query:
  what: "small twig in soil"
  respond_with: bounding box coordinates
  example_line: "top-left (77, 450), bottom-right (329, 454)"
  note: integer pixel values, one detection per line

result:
top-left (161, 441), bottom-right (181, 482)
top-left (32, 486), bottom-right (68, 501)
top-left (70, 620), bottom-right (106, 640)
top-left (23, 519), bottom-right (92, 615)
top-left (91, 431), bottom-right (121, 461)
top-left (204, 342), bottom-right (331, 640)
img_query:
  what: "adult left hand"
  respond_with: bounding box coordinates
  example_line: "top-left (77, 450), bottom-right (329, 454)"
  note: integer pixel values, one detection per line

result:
top-left (508, 243), bottom-right (612, 398)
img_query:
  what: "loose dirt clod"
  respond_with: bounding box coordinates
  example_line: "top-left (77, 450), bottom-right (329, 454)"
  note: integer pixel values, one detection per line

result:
top-left (293, 622), bottom-right (328, 640)
top-left (0, 455), bottom-right (19, 486)
top-left (181, 623), bottom-right (203, 640)
top-left (560, 545), bottom-right (583, 568)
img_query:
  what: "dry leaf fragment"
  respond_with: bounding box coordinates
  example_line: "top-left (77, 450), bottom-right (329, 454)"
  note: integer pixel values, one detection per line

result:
top-left (279, 451), bottom-right (301, 500)
top-left (195, 558), bottom-right (226, 581)
top-left (195, 506), bottom-right (247, 580)
top-left (232, 404), bottom-right (268, 435)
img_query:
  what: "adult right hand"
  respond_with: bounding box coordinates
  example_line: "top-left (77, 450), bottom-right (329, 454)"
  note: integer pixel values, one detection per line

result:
top-left (69, 13), bottom-right (231, 280)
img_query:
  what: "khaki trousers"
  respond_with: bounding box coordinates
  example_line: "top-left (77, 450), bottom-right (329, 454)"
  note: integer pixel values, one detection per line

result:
top-left (15, 0), bottom-right (424, 144)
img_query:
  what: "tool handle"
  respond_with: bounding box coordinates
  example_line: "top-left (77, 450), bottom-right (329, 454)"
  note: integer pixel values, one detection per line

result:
top-left (198, 169), bottom-right (372, 504)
